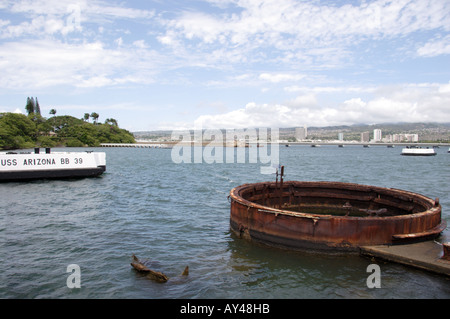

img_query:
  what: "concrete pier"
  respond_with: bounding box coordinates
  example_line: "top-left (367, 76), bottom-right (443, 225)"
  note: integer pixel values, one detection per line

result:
top-left (360, 241), bottom-right (450, 277)
top-left (100, 143), bottom-right (172, 148)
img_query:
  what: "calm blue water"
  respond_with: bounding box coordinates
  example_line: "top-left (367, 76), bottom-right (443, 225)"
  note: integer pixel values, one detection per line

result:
top-left (1, 145), bottom-right (449, 299)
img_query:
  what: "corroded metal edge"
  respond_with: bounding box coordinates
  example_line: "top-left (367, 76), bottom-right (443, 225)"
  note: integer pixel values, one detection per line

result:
top-left (229, 181), bottom-right (444, 251)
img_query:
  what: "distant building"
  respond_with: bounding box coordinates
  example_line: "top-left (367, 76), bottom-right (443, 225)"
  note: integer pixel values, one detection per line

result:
top-left (392, 133), bottom-right (419, 142)
top-left (383, 134), bottom-right (393, 143)
top-left (408, 134), bottom-right (419, 142)
top-left (361, 132), bottom-right (370, 143)
top-left (338, 132), bottom-right (344, 141)
top-left (295, 127), bottom-right (308, 141)
top-left (373, 129), bottom-right (382, 142)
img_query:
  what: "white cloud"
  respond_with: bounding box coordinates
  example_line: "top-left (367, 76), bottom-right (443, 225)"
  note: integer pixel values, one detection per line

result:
top-left (159, 0), bottom-right (450, 66)
top-left (1, 0), bottom-right (448, 91)
top-left (259, 73), bottom-right (305, 83)
top-left (439, 82), bottom-right (450, 93)
top-left (195, 102), bottom-right (294, 129)
top-left (0, 107), bottom-right (22, 114)
top-left (0, 0), bottom-right (155, 38)
top-left (157, 33), bottom-right (175, 46)
top-left (6, 0), bottom-right (155, 19)
top-left (0, 39), bottom-right (163, 89)
top-left (187, 83), bottom-right (450, 129)
top-left (286, 94), bottom-right (318, 109)
top-left (417, 35), bottom-right (450, 57)
top-left (284, 86), bottom-right (376, 94)
top-left (133, 40), bottom-right (148, 49)
top-left (88, 3), bottom-right (155, 20)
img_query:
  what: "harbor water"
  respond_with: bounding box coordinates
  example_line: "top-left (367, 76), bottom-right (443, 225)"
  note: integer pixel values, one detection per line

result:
top-left (1, 145), bottom-right (449, 298)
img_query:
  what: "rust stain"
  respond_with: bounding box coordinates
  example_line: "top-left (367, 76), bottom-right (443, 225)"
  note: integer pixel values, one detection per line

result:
top-left (230, 180), bottom-right (444, 251)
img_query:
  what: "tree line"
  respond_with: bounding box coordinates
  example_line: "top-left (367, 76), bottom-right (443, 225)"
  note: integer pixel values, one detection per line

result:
top-left (0, 97), bottom-right (135, 150)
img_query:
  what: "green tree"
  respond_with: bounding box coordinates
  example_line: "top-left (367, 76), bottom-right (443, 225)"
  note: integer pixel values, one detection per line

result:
top-left (47, 115), bottom-right (84, 132)
top-left (35, 97), bottom-right (41, 115)
top-left (25, 97), bottom-right (34, 115)
top-left (0, 113), bottom-right (37, 149)
top-left (50, 109), bottom-right (57, 116)
top-left (90, 112), bottom-right (99, 124)
top-left (105, 118), bottom-right (118, 126)
top-left (0, 110), bottom-right (135, 150)
top-left (83, 113), bottom-right (90, 122)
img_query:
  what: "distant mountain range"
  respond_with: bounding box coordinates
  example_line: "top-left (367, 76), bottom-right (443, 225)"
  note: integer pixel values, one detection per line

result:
top-left (134, 122), bottom-right (450, 142)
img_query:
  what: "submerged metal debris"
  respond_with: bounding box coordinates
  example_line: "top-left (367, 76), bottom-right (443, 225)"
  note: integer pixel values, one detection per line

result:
top-left (130, 254), bottom-right (188, 283)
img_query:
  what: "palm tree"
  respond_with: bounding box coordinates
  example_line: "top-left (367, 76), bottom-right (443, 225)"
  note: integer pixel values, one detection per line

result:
top-left (90, 112), bottom-right (99, 124)
top-left (105, 118), bottom-right (118, 126)
top-left (49, 109), bottom-right (57, 116)
top-left (83, 113), bottom-right (90, 122)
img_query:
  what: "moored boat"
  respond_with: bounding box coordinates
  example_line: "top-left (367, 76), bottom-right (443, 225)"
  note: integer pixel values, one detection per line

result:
top-left (401, 146), bottom-right (436, 156)
top-left (0, 148), bottom-right (106, 182)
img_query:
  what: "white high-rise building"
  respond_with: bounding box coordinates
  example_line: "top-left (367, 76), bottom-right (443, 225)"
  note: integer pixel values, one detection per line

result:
top-left (295, 126), bottom-right (308, 141)
top-left (373, 129), bottom-right (382, 142)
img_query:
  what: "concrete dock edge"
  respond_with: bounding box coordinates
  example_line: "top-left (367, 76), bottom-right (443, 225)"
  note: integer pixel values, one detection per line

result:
top-left (360, 241), bottom-right (450, 277)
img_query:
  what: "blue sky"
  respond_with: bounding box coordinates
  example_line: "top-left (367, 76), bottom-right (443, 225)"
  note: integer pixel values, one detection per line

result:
top-left (0, 0), bottom-right (449, 131)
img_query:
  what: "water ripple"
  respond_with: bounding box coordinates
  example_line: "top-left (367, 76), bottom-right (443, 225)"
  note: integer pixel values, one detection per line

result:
top-left (1, 146), bottom-right (449, 298)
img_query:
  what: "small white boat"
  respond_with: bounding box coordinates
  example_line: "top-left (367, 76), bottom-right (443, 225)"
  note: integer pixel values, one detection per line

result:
top-left (0, 148), bottom-right (106, 182)
top-left (401, 147), bottom-right (436, 156)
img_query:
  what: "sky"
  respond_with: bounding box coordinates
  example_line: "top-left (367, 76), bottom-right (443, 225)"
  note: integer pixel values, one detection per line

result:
top-left (0, 0), bottom-right (449, 131)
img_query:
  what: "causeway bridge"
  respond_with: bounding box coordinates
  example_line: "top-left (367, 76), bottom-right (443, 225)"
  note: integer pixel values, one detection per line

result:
top-left (100, 143), bottom-right (173, 148)
top-left (101, 142), bottom-right (450, 148)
